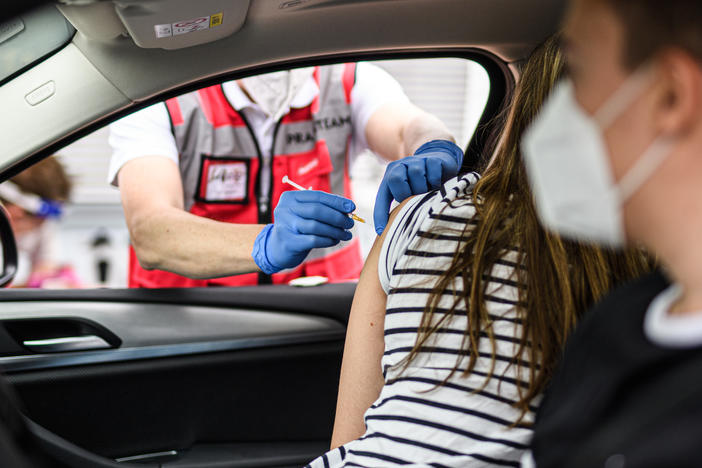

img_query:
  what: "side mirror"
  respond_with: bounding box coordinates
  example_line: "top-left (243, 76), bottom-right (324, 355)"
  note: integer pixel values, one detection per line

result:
top-left (0, 205), bottom-right (17, 287)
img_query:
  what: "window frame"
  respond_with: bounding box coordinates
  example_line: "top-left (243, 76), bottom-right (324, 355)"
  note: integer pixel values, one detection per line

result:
top-left (3, 48), bottom-right (514, 182)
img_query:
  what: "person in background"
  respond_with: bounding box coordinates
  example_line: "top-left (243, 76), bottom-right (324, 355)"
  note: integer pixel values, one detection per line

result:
top-left (520, 0), bottom-right (702, 467)
top-left (110, 63), bottom-right (463, 288)
top-left (0, 156), bottom-right (80, 288)
top-left (305, 37), bottom-right (652, 468)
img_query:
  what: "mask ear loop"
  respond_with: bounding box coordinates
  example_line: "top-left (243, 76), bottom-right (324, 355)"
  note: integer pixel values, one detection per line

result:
top-left (592, 63), bottom-right (671, 202)
top-left (616, 137), bottom-right (674, 201)
top-left (594, 63), bottom-right (658, 129)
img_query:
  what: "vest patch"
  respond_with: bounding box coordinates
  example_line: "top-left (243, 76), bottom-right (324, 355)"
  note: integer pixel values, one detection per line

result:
top-left (206, 162), bottom-right (247, 200)
top-left (196, 156), bottom-right (250, 204)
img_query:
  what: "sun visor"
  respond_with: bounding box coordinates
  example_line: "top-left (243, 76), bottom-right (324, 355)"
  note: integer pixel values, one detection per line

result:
top-left (114, 0), bottom-right (251, 49)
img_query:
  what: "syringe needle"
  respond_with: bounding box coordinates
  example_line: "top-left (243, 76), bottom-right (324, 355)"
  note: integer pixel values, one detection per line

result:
top-left (282, 175), bottom-right (366, 223)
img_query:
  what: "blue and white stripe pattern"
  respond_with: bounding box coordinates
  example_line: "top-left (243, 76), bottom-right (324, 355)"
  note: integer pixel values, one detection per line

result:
top-left (306, 174), bottom-right (536, 467)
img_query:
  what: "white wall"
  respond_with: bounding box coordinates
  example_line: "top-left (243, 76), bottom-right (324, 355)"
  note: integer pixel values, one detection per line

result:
top-left (51, 58), bottom-right (489, 288)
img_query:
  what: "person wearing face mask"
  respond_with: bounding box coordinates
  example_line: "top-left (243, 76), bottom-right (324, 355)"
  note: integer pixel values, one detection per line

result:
top-left (0, 157), bottom-right (80, 288)
top-left (520, 1), bottom-right (702, 467)
top-left (109, 64), bottom-right (462, 287)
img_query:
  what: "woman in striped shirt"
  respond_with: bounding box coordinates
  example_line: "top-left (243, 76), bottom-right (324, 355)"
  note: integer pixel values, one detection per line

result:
top-left (306, 37), bottom-right (653, 467)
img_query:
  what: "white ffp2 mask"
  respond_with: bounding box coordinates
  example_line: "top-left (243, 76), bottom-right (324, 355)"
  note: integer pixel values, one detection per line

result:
top-left (240, 67), bottom-right (315, 122)
top-left (521, 69), bottom-right (672, 247)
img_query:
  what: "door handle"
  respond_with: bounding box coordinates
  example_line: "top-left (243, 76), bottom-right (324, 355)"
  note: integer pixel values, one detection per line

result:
top-left (23, 335), bottom-right (112, 353)
top-left (1, 317), bottom-right (121, 356)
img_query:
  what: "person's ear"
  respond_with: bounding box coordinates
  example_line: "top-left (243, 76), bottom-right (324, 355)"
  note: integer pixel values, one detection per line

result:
top-left (655, 49), bottom-right (702, 137)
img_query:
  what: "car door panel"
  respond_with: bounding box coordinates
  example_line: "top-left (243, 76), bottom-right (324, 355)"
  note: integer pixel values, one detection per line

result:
top-left (0, 302), bottom-right (343, 371)
top-left (0, 284), bottom-right (355, 466)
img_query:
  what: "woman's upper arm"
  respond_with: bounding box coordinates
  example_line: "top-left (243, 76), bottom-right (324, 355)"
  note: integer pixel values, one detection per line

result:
top-left (330, 198), bottom-right (416, 448)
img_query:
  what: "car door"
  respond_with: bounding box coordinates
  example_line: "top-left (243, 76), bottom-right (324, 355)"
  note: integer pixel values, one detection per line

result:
top-left (0, 284), bottom-right (353, 467)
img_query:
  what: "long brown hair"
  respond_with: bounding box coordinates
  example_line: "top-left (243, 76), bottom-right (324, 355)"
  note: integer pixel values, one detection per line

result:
top-left (404, 36), bottom-right (653, 422)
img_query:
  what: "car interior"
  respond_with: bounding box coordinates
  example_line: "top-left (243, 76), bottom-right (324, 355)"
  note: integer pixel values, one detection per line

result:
top-left (0, 0), bottom-right (565, 466)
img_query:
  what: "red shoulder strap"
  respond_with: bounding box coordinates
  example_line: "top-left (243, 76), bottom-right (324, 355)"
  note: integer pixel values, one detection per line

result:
top-left (196, 85), bottom-right (246, 128)
top-left (342, 62), bottom-right (356, 104)
top-left (311, 67), bottom-right (321, 113)
top-left (165, 98), bottom-right (183, 126)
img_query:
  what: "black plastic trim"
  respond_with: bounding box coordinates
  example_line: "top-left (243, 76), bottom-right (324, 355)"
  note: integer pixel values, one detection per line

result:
top-left (161, 442), bottom-right (328, 467)
top-left (0, 328), bottom-right (343, 373)
top-left (0, 204), bottom-right (17, 287)
top-left (10, 341), bottom-right (344, 461)
top-left (27, 418), bottom-right (149, 468)
top-left (0, 282), bottom-right (357, 325)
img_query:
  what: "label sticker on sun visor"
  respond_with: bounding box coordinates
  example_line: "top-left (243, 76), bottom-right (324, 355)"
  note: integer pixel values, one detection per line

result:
top-left (154, 24), bottom-right (172, 38)
top-left (154, 13), bottom-right (223, 38)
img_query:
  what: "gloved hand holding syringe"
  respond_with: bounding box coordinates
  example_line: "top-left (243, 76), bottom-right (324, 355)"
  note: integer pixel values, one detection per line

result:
top-left (251, 175), bottom-right (362, 275)
top-left (282, 175), bottom-right (366, 223)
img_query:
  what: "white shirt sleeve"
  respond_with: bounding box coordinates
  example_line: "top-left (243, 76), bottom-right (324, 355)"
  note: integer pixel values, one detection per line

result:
top-left (378, 193), bottom-right (433, 294)
top-left (350, 62), bottom-right (409, 156)
top-left (107, 102), bottom-right (180, 186)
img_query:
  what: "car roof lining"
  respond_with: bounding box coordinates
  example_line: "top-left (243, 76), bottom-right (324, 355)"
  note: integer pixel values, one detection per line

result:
top-left (69, 0), bottom-right (564, 102)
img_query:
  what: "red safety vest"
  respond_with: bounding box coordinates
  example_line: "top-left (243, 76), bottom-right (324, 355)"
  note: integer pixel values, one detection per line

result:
top-left (129, 64), bottom-right (362, 288)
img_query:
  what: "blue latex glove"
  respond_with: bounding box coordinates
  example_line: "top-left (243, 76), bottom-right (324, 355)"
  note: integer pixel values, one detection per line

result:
top-left (373, 139), bottom-right (463, 234)
top-left (252, 190), bottom-right (355, 274)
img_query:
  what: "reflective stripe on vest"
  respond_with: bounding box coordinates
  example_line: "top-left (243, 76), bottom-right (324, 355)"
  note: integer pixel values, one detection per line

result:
top-left (129, 63), bottom-right (362, 288)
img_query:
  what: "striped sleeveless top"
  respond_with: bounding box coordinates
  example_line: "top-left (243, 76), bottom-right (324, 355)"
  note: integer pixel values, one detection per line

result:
top-left (306, 174), bottom-right (536, 467)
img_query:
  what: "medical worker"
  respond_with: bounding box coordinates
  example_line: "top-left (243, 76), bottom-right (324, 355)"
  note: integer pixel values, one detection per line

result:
top-left (110, 63), bottom-right (463, 287)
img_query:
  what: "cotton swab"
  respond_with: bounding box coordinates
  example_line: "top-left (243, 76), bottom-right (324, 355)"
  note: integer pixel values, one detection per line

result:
top-left (281, 175), bottom-right (310, 191)
top-left (282, 175), bottom-right (366, 223)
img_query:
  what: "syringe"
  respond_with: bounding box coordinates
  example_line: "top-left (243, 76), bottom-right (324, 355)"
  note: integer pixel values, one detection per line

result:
top-left (282, 175), bottom-right (366, 223)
